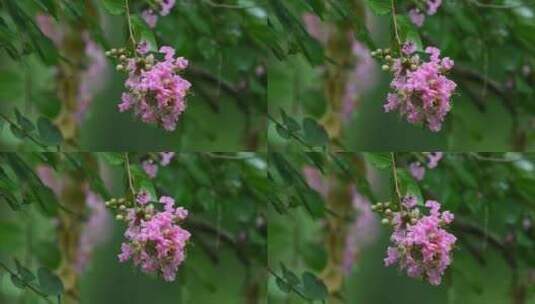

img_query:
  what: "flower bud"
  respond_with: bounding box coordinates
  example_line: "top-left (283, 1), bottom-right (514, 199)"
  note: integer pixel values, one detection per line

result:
top-left (385, 209), bottom-right (392, 215)
top-left (381, 218), bottom-right (390, 225)
top-left (116, 214), bottom-right (124, 220)
top-left (382, 65), bottom-right (390, 71)
top-left (119, 54), bottom-right (127, 61)
top-left (116, 64), bottom-right (124, 71)
top-left (385, 55), bottom-right (392, 61)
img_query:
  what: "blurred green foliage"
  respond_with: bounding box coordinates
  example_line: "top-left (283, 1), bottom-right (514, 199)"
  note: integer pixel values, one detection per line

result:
top-left (0, 152), bottom-right (268, 303)
top-left (0, 0), bottom-right (268, 151)
top-left (268, 151), bottom-right (535, 303)
top-left (267, 0), bottom-right (535, 151)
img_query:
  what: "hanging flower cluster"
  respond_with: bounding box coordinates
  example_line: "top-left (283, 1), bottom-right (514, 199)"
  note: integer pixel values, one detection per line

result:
top-left (372, 196), bottom-right (456, 285)
top-left (408, 0), bottom-right (443, 27)
top-left (409, 152), bottom-right (443, 181)
top-left (106, 43), bottom-right (191, 131)
top-left (142, 0), bottom-right (176, 28)
top-left (142, 152), bottom-right (176, 178)
top-left (107, 191), bottom-right (190, 282)
top-left (372, 42), bottom-right (456, 132)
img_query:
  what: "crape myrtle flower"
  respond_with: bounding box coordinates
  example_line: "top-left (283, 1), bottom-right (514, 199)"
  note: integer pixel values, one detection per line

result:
top-left (107, 43), bottom-right (191, 131)
top-left (409, 152), bottom-right (444, 180)
top-left (372, 197), bottom-right (456, 285)
top-left (372, 42), bottom-right (456, 132)
top-left (141, 152), bottom-right (176, 178)
top-left (142, 0), bottom-right (176, 28)
top-left (107, 192), bottom-right (190, 282)
top-left (409, 0), bottom-right (443, 27)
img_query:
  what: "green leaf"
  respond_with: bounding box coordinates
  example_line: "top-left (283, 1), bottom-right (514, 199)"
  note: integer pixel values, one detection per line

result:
top-left (280, 109), bottom-right (300, 132)
top-left (302, 118), bottom-right (328, 146)
top-left (280, 263), bottom-right (300, 287)
top-left (275, 124), bottom-right (291, 139)
top-left (197, 37), bottom-right (217, 59)
top-left (305, 0), bottom-right (326, 17)
top-left (101, 153), bottom-right (124, 166)
top-left (276, 277), bottom-right (292, 293)
top-left (35, 242), bottom-right (61, 270)
top-left (101, 0), bottom-right (125, 15)
top-left (37, 117), bottom-right (63, 146)
top-left (302, 243), bottom-right (327, 271)
top-left (37, 267), bottom-right (63, 296)
top-left (365, 153), bottom-right (392, 169)
top-left (398, 169), bottom-right (423, 204)
top-left (366, 0), bottom-right (391, 15)
top-left (36, 0), bottom-right (58, 19)
top-left (33, 185), bottom-right (59, 217)
top-left (10, 274), bottom-right (26, 289)
top-left (131, 15), bottom-right (157, 51)
top-left (14, 109), bottom-right (34, 133)
top-left (395, 15), bottom-right (422, 50)
top-left (9, 124), bottom-right (26, 139)
top-left (15, 259), bottom-right (35, 283)
top-left (301, 271), bottom-right (328, 300)
top-left (301, 189), bottom-right (325, 218)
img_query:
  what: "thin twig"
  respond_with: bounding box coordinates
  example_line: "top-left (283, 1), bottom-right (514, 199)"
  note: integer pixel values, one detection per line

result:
top-left (124, 0), bottom-right (137, 48)
top-left (390, 0), bottom-right (402, 50)
top-left (390, 153), bottom-right (402, 205)
top-left (123, 153), bottom-right (136, 199)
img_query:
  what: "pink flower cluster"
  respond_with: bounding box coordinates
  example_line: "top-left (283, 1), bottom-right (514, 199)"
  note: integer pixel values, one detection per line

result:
top-left (142, 152), bottom-right (176, 178)
top-left (142, 0), bottom-right (176, 28)
top-left (409, 0), bottom-right (442, 27)
top-left (116, 44), bottom-right (191, 131)
top-left (382, 43), bottom-right (456, 132)
top-left (118, 194), bottom-right (190, 282)
top-left (384, 198), bottom-right (456, 285)
top-left (409, 152), bottom-right (443, 181)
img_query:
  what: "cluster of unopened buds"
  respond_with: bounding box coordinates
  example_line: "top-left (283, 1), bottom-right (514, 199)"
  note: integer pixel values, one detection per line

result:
top-left (372, 42), bottom-right (456, 132)
top-left (372, 196), bottom-right (456, 285)
top-left (372, 200), bottom-right (421, 226)
top-left (106, 42), bottom-right (191, 131)
top-left (106, 191), bottom-right (191, 282)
